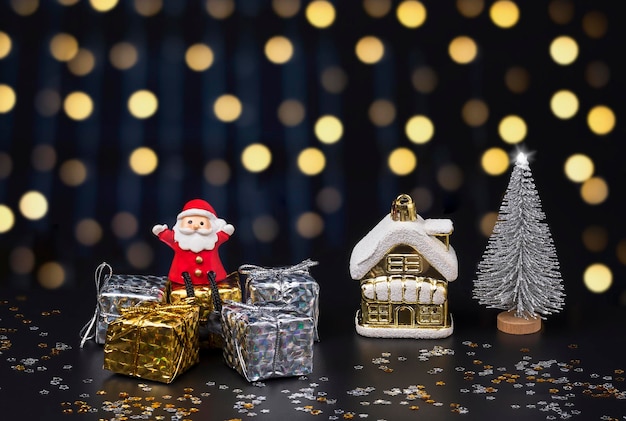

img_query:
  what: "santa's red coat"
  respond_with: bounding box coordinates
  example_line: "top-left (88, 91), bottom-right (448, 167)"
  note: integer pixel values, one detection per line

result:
top-left (157, 229), bottom-right (230, 284)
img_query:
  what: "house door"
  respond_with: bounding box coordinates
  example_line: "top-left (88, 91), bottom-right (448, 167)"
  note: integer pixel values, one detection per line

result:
top-left (395, 306), bottom-right (414, 326)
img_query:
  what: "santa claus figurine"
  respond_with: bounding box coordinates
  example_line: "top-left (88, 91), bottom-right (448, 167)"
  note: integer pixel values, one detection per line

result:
top-left (152, 198), bottom-right (235, 285)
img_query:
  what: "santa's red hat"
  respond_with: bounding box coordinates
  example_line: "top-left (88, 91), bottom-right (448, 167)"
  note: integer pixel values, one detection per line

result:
top-left (177, 199), bottom-right (217, 220)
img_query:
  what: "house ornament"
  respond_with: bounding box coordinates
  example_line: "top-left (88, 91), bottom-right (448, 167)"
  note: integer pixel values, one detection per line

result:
top-left (349, 194), bottom-right (458, 339)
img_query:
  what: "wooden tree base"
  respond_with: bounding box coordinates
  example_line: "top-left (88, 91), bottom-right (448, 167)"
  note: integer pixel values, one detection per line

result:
top-left (497, 311), bottom-right (542, 335)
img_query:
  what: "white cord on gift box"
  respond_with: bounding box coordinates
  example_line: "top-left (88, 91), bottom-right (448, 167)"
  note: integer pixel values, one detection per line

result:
top-left (79, 262), bottom-right (113, 348)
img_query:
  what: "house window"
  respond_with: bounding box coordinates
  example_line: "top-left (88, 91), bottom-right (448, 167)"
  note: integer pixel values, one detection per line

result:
top-left (386, 254), bottom-right (422, 273)
top-left (367, 304), bottom-right (390, 323)
top-left (418, 305), bottom-right (442, 325)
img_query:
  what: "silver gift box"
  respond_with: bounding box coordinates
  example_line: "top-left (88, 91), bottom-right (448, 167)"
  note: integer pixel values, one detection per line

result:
top-left (80, 263), bottom-right (169, 346)
top-left (240, 259), bottom-right (320, 341)
top-left (221, 301), bottom-right (315, 382)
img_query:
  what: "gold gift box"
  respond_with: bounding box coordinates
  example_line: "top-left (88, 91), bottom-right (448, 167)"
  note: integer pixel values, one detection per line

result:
top-left (103, 304), bottom-right (199, 384)
top-left (169, 272), bottom-right (241, 348)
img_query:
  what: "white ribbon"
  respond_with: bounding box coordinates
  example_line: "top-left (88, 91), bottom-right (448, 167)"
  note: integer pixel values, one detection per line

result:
top-left (79, 262), bottom-right (113, 348)
top-left (238, 259), bottom-right (318, 280)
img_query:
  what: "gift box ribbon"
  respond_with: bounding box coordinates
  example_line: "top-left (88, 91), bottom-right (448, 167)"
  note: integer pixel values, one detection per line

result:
top-left (239, 259), bottom-right (318, 280)
top-left (79, 262), bottom-right (113, 348)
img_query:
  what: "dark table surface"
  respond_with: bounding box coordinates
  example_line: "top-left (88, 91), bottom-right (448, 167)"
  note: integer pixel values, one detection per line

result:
top-left (1, 285), bottom-right (625, 421)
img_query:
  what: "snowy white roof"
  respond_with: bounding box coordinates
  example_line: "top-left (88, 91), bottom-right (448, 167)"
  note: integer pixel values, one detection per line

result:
top-left (349, 213), bottom-right (458, 282)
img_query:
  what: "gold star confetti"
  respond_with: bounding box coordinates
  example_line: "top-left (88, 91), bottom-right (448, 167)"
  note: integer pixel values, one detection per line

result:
top-left (409, 405), bottom-right (420, 410)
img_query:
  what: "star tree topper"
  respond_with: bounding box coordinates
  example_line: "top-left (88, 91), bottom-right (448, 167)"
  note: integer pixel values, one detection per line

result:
top-left (473, 151), bottom-right (565, 330)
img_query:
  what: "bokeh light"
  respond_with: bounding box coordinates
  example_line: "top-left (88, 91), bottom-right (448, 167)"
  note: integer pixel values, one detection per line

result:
top-left (368, 99), bottom-right (396, 127)
top-left (396, 0), bottom-right (427, 28)
top-left (448, 35), bottom-right (478, 64)
top-left (252, 215), bottom-right (280, 243)
top-left (110, 42), bottom-right (139, 70)
top-left (0, 31), bottom-right (12, 59)
top-left (564, 154), bottom-right (594, 183)
top-left (59, 159), bottom-right (88, 186)
top-left (90, 0), bottom-right (119, 12)
top-left (134, 0), bottom-right (163, 16)
top-left (364, 0), bottom-right (392, 18)
top-left (64, 91), bottom-right (94, 120)
top-left (355, 36), bottom-right (385, 64)
top-left (265, 36), bottom-right (294, 64)
top-left (0, 84), bottom-right (16, 113)
top-left (461, 99), bottom-right (489, 127)
top-left (19, 191), bottom-right (48, 220)
top-left (405, 115), bottom-right (434, 144)
top-left (296, 212), bottom-right (324, 239)
top-left (456, 0), bottom-right (484, 18)
top-left (481, 147), bottom-right (509, 176)
top-left (550, 89), bottom-right (579, 119)
top-left (273, 0), bottom-right (301, 18)
top-left (50, 33), bottom-right (79, 62)
top-left (411, 66), bottom-right (438, 93)
top-left (549, 35), bottom-right (578, 65)
top-left (504, 66), bottom-right (530, 93)
top-left (498, 115), bottom-right (526, 144)
top-left (585, 61), bottom-right (610, 89)
top-left (0, 152), bottom-right (12, 179)
top-left (75, 218), bottom-right (103, 246)
top-left (586, 105), bottom-right (615, 135)
top-left (489, 0), bottom-right (520, 28)
top-left (278, 99), bottom-right (306, 127)
top-left (32, 144), bottom-right (57, 172)
top-left (314, 115), bottom-right (343, 144)
top-left (583, 263), bottom-right (612, 293)
top-left (67, 48), bottom-right (96, 76)
top-left (437, 164), bottom-right (464, 191)
top-left (617, 240), bottom-right (626, 265)
top-left (582, 225), bottom-right (608, 252)
top-left (316, 187), bottom-right (343, 213)
top-left (185, 43), bottom-right (214, 71)
top-left (111, 211), bottom-right (139, 239)
top-left (582, 11), bottom-right (608, 39)
top-left (204, 159), bottom-right (231, 186)
top-left (297, 147), bottom-right (326, 176)
top-left (35, 89), bottom-right (62, 117)
top-left (321, 66), bottom-right (348, 93)
top-left (37, 261), bottom-right (66, 289)
top-left (126, 241), bottom-right (153, 269)
top-left (128, 90), bottom-right (158, 119)
top-left (9, 247), bottom-right (35, 275)
top-left (129, 147), bottom-right (158, 175)
top-left (213, 94), bottom-right (243, 122)
top-left (241, 143), bottom-right (272, 173)
top-left (388, 147), bottom-right (417, 176)
top-left (479, 212), bottom-right (498, 237)
top-left (409, 186), bottom-right (433, 213)
top-left (548, 0), bottom-right (574, 24)
top-left (205, 0), bottom-right (235, 19)
top-left (580, 176), bottom-right (608, 205)
top-left (0, 204), bottom-right (14, 233)
top-left (305, 0), bottom-right (336, 28)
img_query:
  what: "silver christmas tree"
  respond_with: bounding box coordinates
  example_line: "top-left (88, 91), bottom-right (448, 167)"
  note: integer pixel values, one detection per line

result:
top-left (473, 152), bottom-right (565, 319)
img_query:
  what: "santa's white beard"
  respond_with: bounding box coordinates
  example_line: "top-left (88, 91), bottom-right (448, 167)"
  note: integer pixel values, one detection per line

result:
top-left (173, 226), bottom-right (218, 253)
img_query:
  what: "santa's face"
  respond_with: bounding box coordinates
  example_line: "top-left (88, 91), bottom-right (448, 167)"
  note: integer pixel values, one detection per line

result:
top-left (173, 215), bottom-right (219, 252)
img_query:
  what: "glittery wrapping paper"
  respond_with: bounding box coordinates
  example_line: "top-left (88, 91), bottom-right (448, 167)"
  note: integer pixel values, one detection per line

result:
top-left (103, 304), bottom-right (200, 384)
top-left (221, 301), bottom-right (315, 382)
top-left (93, 271), bottom-right (170, 345)
top-left (169, 273), bottom-right (242, 348)
top-left (240, 260), bottom-right (320, 341)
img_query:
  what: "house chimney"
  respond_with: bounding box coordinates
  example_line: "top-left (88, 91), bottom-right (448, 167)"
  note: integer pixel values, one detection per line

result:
top-left (390, 194), bottom-right (417, 221)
